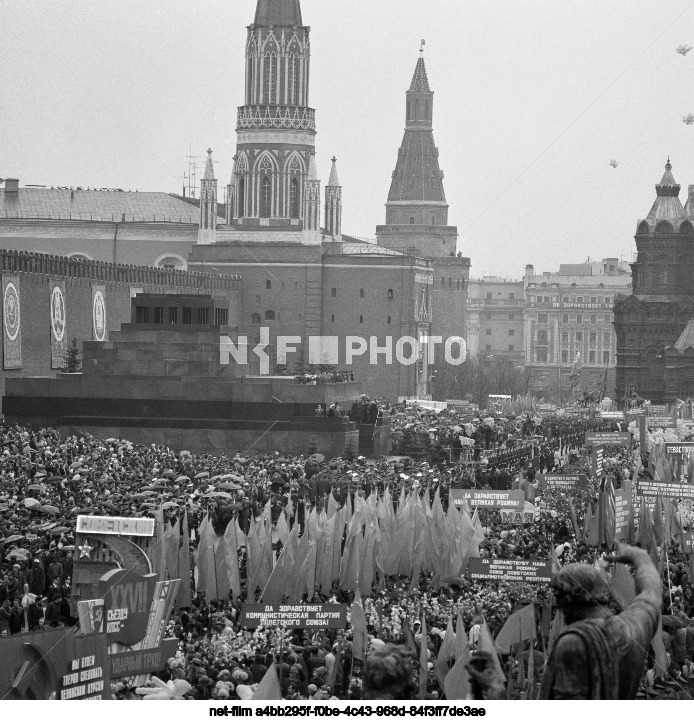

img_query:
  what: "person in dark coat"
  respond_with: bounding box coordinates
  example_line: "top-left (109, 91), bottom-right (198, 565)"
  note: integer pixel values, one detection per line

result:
top-left (29, 559), bottom-right (45, 597)
top-left (27, 598), bottom-right (43, 631)
top-left (45, 596), bottom-right (62, 627)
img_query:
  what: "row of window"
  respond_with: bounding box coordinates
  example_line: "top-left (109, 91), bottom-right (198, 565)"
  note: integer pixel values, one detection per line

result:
top-left (252, 313), bottom-right (395, 325)
top-left (484, 345), bottom-right (516, 352)
top-left (331, 288), bottom-right (394, 299)
top-left (537, 330), bottom-right (610, 344)
top-left (135, 306), bottom-right (228, 326)
top-left (485, 329), bottom-right (515, 336)
top-left (485, 313), bottom-right (517, 320)
top-left (530, 295), bottom-right (613, 305)
top-left (536, 313), bottom-right (612, 324)
top-left (486, 292), bottom-right (515, 300)
top-left (536, 349), bottom-right (610, 364)
top-left (443, 278), bottom-right (467, 291)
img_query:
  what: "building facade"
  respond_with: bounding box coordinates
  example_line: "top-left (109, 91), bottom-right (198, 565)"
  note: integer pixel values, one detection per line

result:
top-left (466, 277), bottom-right (525, 361)
top-left (524, 259), bottom-right (631, 403)
top-left (614, 159), bottom-right (694, 402)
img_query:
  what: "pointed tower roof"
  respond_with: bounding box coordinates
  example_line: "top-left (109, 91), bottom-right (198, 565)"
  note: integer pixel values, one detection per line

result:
top-left (327, 157), bottom-right (339, 186)
top-left (409, 55), bottom-right (431, 94)
top-left (254, 0), bottom-right (302, 26)
top-left (387, 54), bottom-right (445, 204)
top-left (644, 158), bottom-right (685, 228)
top-left (674, 318), bottom-right (694, 353)
top-left (203, 148), bottom-right (215, 180)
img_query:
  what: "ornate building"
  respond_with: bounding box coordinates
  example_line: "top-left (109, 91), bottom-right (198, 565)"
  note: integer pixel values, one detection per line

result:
top-left (224, 0), bottom-right (320, 244)
top-left (614, 159), bottom-right (694, 401)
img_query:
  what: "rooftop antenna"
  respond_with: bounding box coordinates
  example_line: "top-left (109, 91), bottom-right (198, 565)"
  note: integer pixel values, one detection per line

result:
top-left (420, 38), bottom-right (425, 53)
top-left (186, 144), bottom-right (199, 199)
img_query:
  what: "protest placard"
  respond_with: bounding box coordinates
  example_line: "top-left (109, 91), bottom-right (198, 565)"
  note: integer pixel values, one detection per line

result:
top-left (467, 558), bottom-right (553, 583)
top-left (450, 489), bottom-right (526, 510)
top-left (239, 604), bottom-right (348, 629)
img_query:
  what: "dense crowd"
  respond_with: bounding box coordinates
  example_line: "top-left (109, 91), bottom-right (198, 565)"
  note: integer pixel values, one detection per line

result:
top-left (1, 402), bottom-right (694, 700)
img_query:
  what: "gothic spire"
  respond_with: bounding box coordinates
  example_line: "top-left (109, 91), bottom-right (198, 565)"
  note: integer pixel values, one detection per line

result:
top-left (254, 0), bottom-right (302, 27)
top-left (203, 148), bottom-right (215, 180)
top-left (327, 156), bottom-right (339, 186)
top-left (409, 56), bottom-right (431, 93)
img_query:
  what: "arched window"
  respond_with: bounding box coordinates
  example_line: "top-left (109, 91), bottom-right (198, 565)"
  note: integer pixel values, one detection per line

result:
top-left (251, 313), bottom-right (261, 325)
top-left (425, 99), bottom-right (429, 119)
top-left (359, 315), bottom-right (363, 324)
top-left (260, 176), bottom-right (272, 218)
top-left (387, 289), bottom-right (394, 299)
top-left (290, 177), bottom-right (300, 218)
top-left (331, 287), bottom-right (337, 297)
top-left (359, 288), bottom-right (365, 298)
top-left (264, 52), bottom-right (276, 104)
top-left (288, 53), bottom-right (299, 104)
top-left (238, 176), bottom-right (245, 217)
top-left (409, 217), bottom-right (415, 224)
top-left (264, 310), bottom-right (275, 321)
top-left (266, 279), bottom-right (272, 289)
top-left (441, 277), bottom-right (445, 288)
top-left (414, 99), bottom-right (419, 119)
top-left (387, 316), bottom-right (391, 324)
top-left (432, 214), bottom-right (436, 225)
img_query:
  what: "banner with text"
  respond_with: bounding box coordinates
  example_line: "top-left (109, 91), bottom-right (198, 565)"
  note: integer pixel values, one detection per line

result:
top-left (637, 480), bottom-right (694, 504)
top-left (239, 604), bottom-right (348, 629)
top-left (450, 489), bottom-right (526, 510)
top-left (468, 558), bottom-right (553, 583)
top-left (537, 473), bottom-right (588, 491)
top-left (592, 446), bottom-right (604, 479)
top-left (584, 432), bottom-right (631, 447)
top-left (0, 626), bottom-right (110, 700)
top-left (614, 480), bottom-right (632, 541)
top-left (664, 443), bottom-right (694, 484)
top-left (2, 275), bottom-right (21, 369)
top-left (648, 417), bottom-right (677, 429)
top-left (50, 278), bottom-right (67, 369)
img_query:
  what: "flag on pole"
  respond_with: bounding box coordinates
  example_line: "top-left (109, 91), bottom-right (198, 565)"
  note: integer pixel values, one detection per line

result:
top-left (434, 617), bottom-right (457, 689)
top-left (419, 613), bottom-right (428, 699)
top-left (176, 511), bottom-right (192, 610)
top-left (351, 590), bottom-right (368, 663)
top-left (252, 663), bottom-right (282, 700)
top-left (494, 603), bottom-right (536, 655)
top-left (444, 611), bottom-right (470, 701)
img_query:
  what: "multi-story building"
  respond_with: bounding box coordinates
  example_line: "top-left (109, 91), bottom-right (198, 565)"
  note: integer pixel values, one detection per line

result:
top-left (467, 277), bottom-right (525, 361)
top-left (524, 259), bottom-right (631, 403)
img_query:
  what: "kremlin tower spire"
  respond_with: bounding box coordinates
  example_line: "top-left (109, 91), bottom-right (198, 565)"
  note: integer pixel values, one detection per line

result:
top-left (198, 148), bottom-right (217, 245)
top-left (376, 47), bottom-right (457, 259)
top-left (228, 0), bottom-right (320, 243)
top-left (324, 156), bottom-right (342, 240)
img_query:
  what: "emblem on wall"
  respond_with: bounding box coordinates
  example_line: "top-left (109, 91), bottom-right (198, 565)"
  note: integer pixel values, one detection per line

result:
top-left (91, 284), bottom-right (107, 341)
top-left (50, 280), bottom-right (67, 368)
top-left (2, 276), bottom-right (21, 368)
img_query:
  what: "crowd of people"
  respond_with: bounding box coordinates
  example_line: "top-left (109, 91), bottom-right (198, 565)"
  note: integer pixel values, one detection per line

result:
top-left (1, 400), bottom-right (694, 700)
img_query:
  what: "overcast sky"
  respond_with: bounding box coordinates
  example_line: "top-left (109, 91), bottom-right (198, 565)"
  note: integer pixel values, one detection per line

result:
top-left (3, 0), bottom-right (694, 278)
